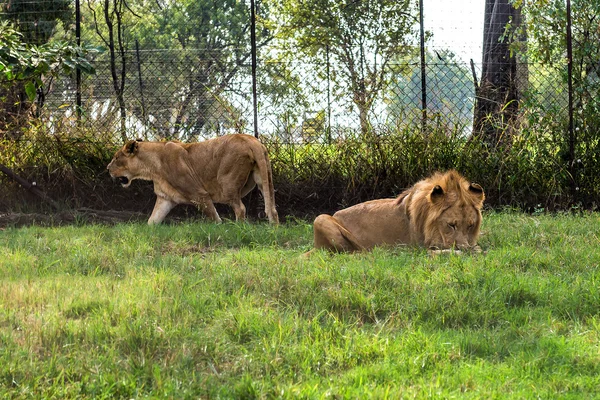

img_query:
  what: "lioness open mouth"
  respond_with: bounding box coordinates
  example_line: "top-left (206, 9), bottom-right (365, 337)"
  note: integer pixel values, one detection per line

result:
top-left (117, 176), bottom-right (130, 185)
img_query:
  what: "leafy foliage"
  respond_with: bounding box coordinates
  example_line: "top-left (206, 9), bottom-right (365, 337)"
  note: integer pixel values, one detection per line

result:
top-left (0, 0), bottom-right (72, 44)
top-left (0, 119), bottom-right (578, 216)
top-left (0, 21), bottom-right (99, 101)
top-left (513, 0), bottom-right (600, 195)
top-left (80, 0), bottom-right (275, 140)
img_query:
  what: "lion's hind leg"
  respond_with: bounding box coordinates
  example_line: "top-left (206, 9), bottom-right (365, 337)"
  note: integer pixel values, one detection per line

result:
top-left (193, 199), bottom-right (222, 223)
top-left (312, 214), bottom-right (364, 253)
top-left (252, 169), bottom-right (279, 225)
top-left (229, 198), bottom-right (247, 222)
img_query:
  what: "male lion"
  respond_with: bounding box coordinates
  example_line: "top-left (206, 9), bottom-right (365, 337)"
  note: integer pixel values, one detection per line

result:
top-left (311, 170), bottom-right (484, 253)
top-left (107, 134), bottom-right (279, 225)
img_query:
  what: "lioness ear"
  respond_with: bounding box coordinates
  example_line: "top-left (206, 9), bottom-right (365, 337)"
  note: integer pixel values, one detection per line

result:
top-left (124, 140), bottom-right (139, 155)
top-left (430, 185), bottom-right (444, 203)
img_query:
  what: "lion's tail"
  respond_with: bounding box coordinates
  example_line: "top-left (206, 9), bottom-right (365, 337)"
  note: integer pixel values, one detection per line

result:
top-left (252, 143), bottom-right (279, 224)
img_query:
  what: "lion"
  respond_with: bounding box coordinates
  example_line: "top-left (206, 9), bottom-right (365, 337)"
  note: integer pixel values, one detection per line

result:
top-left (107, 134), bottom-right (279, 225)
top-left (311, 170), bottom-right (484, 253)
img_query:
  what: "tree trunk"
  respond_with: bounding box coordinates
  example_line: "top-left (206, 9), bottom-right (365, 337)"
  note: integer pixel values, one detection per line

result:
top-left (104, 0), bottom-right (128, 142)
top-left (358, 103), bottom-right (370, 137)
top-left (473, 0), bottom-right (522, 146)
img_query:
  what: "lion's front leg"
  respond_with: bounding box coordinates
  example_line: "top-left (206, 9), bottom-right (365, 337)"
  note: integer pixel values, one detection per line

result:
top-left (312, 214), bottom-right (364, 253)
top-left (149, 196), bottom-right (176, 224)
top-left (193, 199), bottom-right (222, 223)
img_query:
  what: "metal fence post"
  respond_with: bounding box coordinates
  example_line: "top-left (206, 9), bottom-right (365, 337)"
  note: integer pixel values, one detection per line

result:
top-left (326, 44), bottom-right (332, 143)
top-left (135, 39), bottom-right (148, 139)
top-left (419, 0), bottom-right (427, 133)
top-left (250, 0), bottom-right (259, 139)
top-left (75, 0), bottom-right (82, 124)
top-left (566, 0), bottom-right (576, 199)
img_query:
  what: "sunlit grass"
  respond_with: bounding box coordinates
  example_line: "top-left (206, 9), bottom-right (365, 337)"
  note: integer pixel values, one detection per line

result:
top-left (1, 213), bottom-right (600, 398)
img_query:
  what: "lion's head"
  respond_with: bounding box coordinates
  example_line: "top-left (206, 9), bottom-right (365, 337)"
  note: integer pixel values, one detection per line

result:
top-left (107, 139), bottom-right (143, 187)
top-left (405, 170), bottom-right (485, 250)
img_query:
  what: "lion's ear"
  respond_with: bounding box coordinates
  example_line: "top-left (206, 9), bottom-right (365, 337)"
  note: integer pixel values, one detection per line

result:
top-left (430, 185), bottom-right (444, 203)
top-left (469, 183), bottom-right (484, 197)
top-left (124, 140), bottom-right (139, 155)
top-left (469, 183), bottom-right (485, 206)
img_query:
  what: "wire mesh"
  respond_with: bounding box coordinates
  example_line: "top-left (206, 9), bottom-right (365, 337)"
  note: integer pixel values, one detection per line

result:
top-left (1, 0), bottom-right (596, 216)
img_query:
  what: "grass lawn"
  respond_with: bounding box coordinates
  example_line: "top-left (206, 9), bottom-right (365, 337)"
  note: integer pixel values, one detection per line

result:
top-left (1, 212), bottom-right (600, 398)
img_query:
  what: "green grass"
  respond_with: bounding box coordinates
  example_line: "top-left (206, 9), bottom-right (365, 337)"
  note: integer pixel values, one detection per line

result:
top-left (1, 212), bottom-right (600, 398)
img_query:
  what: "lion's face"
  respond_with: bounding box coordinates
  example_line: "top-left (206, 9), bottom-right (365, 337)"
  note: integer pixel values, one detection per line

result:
top-left (421, 180), bottom-right (484, 250)
top-left (107, 140), bottom-right (141, 187)
top-left (425, 200), bottom-right (482, 250)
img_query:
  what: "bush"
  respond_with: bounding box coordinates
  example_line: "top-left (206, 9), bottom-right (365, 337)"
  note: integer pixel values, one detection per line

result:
top-left (0, 118), bottom-right (588, 217)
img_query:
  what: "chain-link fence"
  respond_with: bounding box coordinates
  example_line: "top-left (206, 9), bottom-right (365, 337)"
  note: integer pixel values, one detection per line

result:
top-left (2, 0), bottom-right (598, 219)
top-left (39, 50), bottom-right (488, 142)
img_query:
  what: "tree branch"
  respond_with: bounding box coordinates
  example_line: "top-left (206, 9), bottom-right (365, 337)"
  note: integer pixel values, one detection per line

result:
top-left (0, 163), bottom-right (60, 210)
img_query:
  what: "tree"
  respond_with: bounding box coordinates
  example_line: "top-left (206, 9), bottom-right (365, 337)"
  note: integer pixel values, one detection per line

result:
top-left (473, 0), bottom-right (523, 145)
top-left (388, 50), bottom-right (474, 134)
top-left (271, 0), bottom-right (417, 137)
top-left (0, 0), bottom-right (72, 44)
top-left (86, 0), bottom-right (137, 141)
top-left (0, 0), bottom-right (74, 134)
top-left (126, 0), bottom-right (274, 139)
top-left (519, 0), bottom-right (600, 112)
top-left (517, 0), bottom-right (600, 195)
top-left (0, 21), bottom-right (97, 136)
top-left (80, 0), bottom-right (277, 140)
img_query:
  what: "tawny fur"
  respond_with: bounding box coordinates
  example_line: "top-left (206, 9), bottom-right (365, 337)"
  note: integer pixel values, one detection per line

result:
top-left (311, 170), bottom-right (484, 253)
top-left (107, 134), bottom-right (279, 225)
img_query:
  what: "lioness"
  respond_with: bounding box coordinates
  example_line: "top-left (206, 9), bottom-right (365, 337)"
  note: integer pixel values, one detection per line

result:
top-left (107, 134), bottom-right (279, 225)
top-left (311, 170), bottom-right (484, 253)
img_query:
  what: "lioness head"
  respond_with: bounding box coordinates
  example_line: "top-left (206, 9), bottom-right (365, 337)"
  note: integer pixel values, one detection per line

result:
top-left (107, 139), bottom-right (142, 187)
top-left (407, 170), bottom-right (485, 250)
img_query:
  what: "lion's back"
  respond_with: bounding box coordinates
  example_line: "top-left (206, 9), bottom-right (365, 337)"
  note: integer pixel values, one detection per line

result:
top-left (333, 198), bottom-right (411, 248)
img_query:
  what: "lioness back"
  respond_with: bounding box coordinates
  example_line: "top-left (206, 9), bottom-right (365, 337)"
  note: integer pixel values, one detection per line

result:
top-left (107, 134), bottom-right (278, 224)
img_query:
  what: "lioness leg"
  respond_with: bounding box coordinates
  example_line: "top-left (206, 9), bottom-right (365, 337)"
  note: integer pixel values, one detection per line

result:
top-left (229, 199), bottom-right (247, 222)
top-left (313, 214), bottom-right (364, 252)
top-left (253, 171), bottom-right (279, 224)
top-left (240, 175), bottom-right (256, 198)
top-left (149, 197), bottom-right (176, 225)
top-left (194, 199), bottom-right (222, 223)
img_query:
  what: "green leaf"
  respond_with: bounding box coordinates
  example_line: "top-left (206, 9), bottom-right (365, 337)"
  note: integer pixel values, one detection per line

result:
top-left (24, 81), bottom-right (37, 101)
top-left (63, 59), bottom-right (76, 70)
